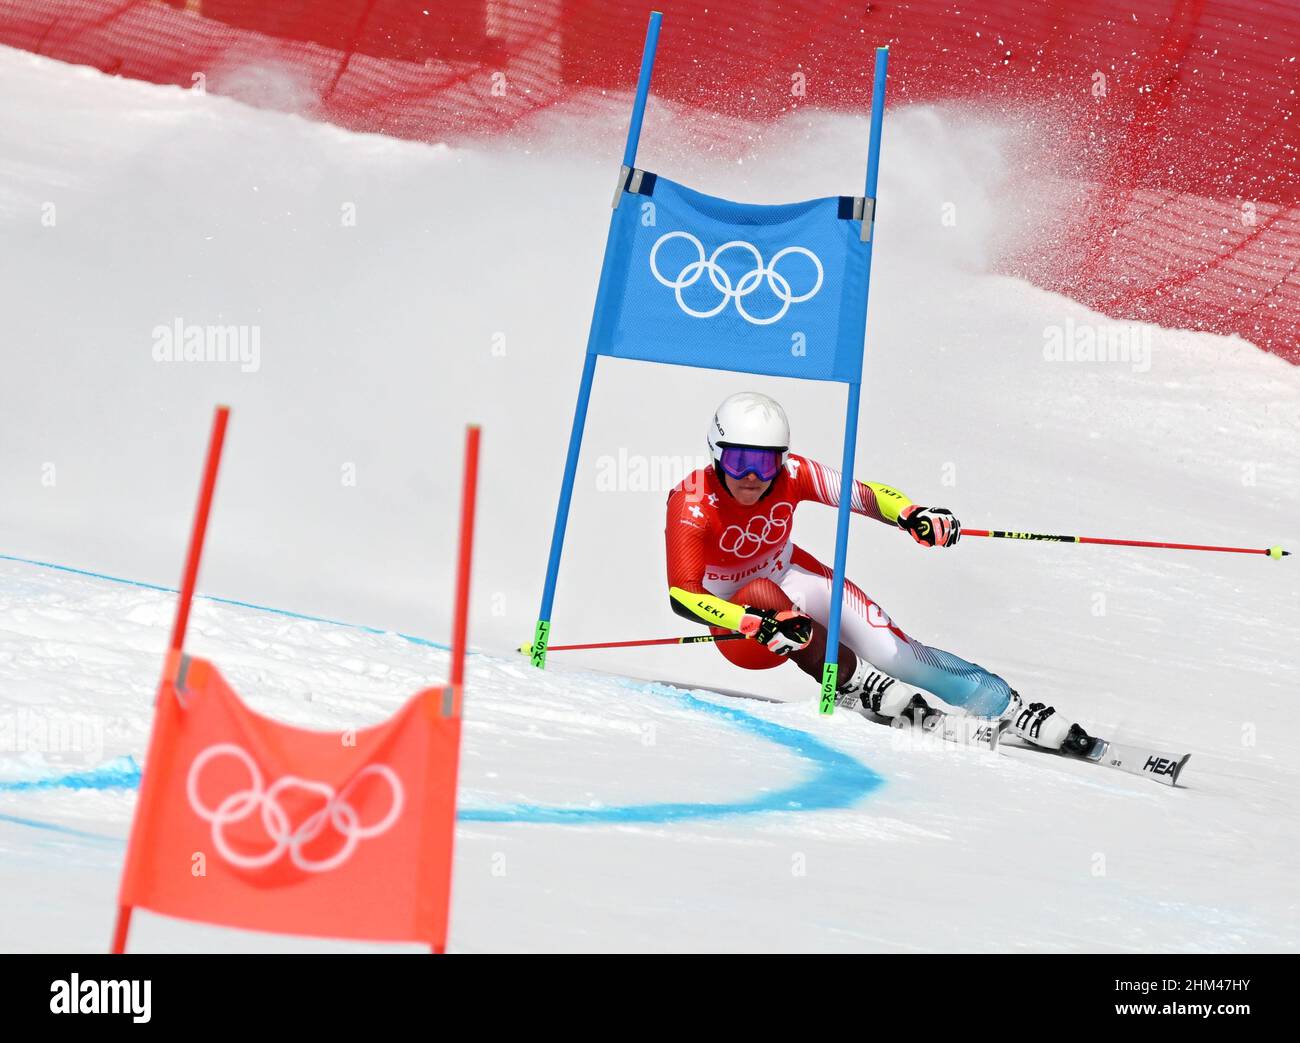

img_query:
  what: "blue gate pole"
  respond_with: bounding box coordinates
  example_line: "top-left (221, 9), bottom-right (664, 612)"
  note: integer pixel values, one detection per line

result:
top-left (820, 46), bottom-right (890, 713)
top-left (531, 11), bottom-right (663, 669)
top-left (622, 12), bottom-right (662, 169)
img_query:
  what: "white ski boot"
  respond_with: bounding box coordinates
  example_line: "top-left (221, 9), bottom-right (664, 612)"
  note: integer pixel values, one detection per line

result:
top-left (1002, 691), bottom-right (1097, 755)
top-left (835, 659), bottom-right (937, 722)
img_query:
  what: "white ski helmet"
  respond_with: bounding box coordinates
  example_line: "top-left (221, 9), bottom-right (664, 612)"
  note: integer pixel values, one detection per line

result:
top-left (708, 392), bottom-right (790, 469)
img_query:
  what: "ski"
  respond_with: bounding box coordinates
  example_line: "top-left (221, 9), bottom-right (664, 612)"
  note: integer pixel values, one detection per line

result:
top-left (690, 682), bottom-right (1184, 782)
top-left (832, 687), bottom-right (1009, 752)
top-left (1002, 734), bottom-right (1192, 787)
top-left (1079, 738), bottom-right (1191, 787)
top-left (889, 707), bottom-right (1009, 752)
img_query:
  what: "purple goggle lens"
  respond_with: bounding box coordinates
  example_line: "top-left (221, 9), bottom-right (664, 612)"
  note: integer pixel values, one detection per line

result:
top-left (719, 446), bottom-right (783, 481)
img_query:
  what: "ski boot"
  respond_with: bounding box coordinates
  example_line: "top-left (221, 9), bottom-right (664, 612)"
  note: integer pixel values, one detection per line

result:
top-left (835, 660), bottom-right (937, 722)
top-left (893, 692), bottom-right (942, 728)
top-left (1002, 691), bottom-right (1098, 755)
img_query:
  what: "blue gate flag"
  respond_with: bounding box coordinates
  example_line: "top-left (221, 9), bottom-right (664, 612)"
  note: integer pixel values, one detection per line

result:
top-left (590, 174), bottom-right (872, 384)
top-left (532, 13), bottom-right (891, 701)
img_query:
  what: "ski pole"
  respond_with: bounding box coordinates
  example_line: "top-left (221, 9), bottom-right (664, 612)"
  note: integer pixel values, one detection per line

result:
top-left (965, 528), bottom-right (1289, 559)
top-left (518, 632), bottom-right (748, 656)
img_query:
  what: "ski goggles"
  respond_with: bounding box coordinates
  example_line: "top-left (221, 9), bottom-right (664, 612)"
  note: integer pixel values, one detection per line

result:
top-left (718, 445), bottom-right (784, 482)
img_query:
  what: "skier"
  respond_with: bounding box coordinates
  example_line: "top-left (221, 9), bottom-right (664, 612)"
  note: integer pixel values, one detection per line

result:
top-left (665, 391), bottom-right (1097, 754)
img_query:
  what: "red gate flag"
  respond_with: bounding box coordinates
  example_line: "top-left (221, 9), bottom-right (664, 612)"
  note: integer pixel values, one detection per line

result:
top-left (112, 411), bottom-right (479, 953)
top-left (117, 652), bottom-right (461, 947)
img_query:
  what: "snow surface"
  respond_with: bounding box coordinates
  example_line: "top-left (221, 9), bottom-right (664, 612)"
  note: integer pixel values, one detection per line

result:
top-left (0, 47), bottom-right (1297, 952)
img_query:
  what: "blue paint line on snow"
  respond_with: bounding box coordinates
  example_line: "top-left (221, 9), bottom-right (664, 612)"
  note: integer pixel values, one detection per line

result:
top-left (0, 553), bottom-right (450, 650)
top-left (0, 812), bottom-right (121, 843)
top-left (0, 756), bottom-right (142, 793)
top-left (0, 690), bottom-right (880, 825)
top-left (0, 552), bottom-right (882, 828)
top-left (460, 680), bottom-right (881, 823)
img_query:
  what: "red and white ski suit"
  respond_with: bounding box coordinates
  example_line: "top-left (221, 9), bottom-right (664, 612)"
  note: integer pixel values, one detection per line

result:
top-left (665, 455), bottom-right (1013, 715)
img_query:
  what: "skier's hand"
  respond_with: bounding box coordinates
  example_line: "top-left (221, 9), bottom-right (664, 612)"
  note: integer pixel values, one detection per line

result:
top-left (740, 607), bottom-right (814, 655)
top-left (898, 504), bottom-right (961, 547)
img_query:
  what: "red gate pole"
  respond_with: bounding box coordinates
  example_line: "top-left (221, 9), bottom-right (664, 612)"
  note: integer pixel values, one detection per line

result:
top-left (169, 406), bottom-right (231, 652)
top-left (433, 424), bottom-right (480, 956)
top-left (112, 405), bottom-right (230, 954)
top-left (450, 425), bottom-right (480, 691)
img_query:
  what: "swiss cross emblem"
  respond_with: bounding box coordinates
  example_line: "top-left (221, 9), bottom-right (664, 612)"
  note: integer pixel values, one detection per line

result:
top-left (688, 504), bottom-right (704, 519)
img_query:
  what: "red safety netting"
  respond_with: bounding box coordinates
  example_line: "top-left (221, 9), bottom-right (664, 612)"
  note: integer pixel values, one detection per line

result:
top-left (2, 0), bottom-right (1295, 358)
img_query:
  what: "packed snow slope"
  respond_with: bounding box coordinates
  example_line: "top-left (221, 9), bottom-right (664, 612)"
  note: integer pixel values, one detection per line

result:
top-left (3, 559), bottom-right (1297, 953)
top-left (0, 48), bottom-right (1297, 952)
